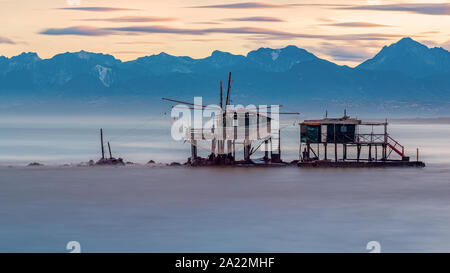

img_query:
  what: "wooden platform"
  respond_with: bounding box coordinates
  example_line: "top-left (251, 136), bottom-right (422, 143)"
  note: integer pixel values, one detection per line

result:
top-left (298, 160), bottom-right (426, 168)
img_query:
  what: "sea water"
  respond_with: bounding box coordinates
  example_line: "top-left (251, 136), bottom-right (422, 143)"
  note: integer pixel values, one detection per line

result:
top-left (0, 116), bottom-right (449, 252)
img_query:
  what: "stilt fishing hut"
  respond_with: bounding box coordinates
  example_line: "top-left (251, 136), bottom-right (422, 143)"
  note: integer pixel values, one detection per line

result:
top-left (185, 106), bottom-right (283, 165)
top-left (163, 72), bottom-right (299, 166)
top-left (298, 112), bottom-right (425, 167)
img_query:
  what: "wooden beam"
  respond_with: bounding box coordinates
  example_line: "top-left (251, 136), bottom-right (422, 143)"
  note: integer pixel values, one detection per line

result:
top-left (225, 72), bottom-right (231, 106)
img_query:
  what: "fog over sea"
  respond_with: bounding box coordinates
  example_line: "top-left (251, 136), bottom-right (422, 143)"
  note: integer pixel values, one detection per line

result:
top-left (1, 116), bottom-right (450, 252)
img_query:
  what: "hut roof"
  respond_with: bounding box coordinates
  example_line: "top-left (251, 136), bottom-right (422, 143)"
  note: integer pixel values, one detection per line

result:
top-left (301, 117), bottom-right (361, 125)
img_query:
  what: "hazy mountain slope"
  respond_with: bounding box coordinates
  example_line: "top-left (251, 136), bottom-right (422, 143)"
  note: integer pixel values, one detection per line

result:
top-left (357, 37), bottom-right (450, 78)
top-left (0, 38), bottom-right (449, 115)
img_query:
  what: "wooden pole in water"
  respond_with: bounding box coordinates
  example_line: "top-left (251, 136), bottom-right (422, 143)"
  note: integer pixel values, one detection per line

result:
top-left (357, 144), bottom-right (361, 162)
top-left (211, 126), bottom-right (216, 157)
top-left (375, 145), bottom-right (378, 161)
top-left (343, 144), bottom-right (347, 161)
top-left (335, 143), bottom-right (338, 162)
top-left (226, 72), bottom-right (232, 157)
top-left (278, 129), bottom-right (281, 157)
top-left (307, 143), bottom-right (311, 160)
top-left (100, 128), bottom-right (105, 159)
top-left (233, 140), bottom-right (236, 160)
top-left (244, 112), bottom-right (250, 162)
top-left (383, 119), bottom-right (388, 161)
top-left (191, 128), bottom-right (197, 163)
top-left (107, 142), bottom-right (112, 159)
top-left (333, 124), bottom-right (337, 163)
top-left (298, 127), bottom-right (302, 161)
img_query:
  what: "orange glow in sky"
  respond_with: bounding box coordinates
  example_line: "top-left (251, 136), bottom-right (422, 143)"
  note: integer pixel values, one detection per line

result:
top-left (0, 0), bottom-right (449, 66)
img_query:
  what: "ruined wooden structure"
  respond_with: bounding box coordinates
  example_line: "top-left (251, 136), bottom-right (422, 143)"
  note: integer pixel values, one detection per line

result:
top-left (186, 108), bottom-right (283, 165)
top-left (163, 72), bottom-right (298, 166)
top-left (95, 128), bottom-right (125, 166)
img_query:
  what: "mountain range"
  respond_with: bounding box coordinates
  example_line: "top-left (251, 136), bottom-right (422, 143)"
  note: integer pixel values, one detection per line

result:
top-left (1, 37), bottom-right (450, 116)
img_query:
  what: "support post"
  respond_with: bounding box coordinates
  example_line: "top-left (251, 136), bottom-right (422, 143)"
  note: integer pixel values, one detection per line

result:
top-left (244, 112), bottom-right (250, 162)
top-left (278, 129), bottom-right (281, 158)
top-left (324, 143), bottom-right (328, 161)
top-left (343, 144), bottom-right (347, 161)
top-left (211, 126), bottom-right (216, 158)
top-left (191, 129), bottom-right (197, 164)
top-left (383, 120), bottom-right (388, 161)
top-left (357, 144), bottom-right (361, 162)
top-left (100, 128), bottom-right (105, 159)
top-left (219, 81), bottom-right (223, 109)
top-left (375, 145), bottom-right (378, 161)
top-left (334, 124), bottom-right (337, 162)
top-left (299, 129), bottom-right (302, 161)
top-left (334, 142), bottom-right (338, 162)
top-left (265, 140), bottom-right (269, 162)
top-left (307, 143), bottom-right (311, 161)
top-left (107, 142), bottom-right (112, 159)
top-left (368, 144), bottom-right (372, 162)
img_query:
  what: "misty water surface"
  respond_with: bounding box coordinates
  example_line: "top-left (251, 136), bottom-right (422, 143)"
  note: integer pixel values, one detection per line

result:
top-left (0, 116), bottom-right (449, 252)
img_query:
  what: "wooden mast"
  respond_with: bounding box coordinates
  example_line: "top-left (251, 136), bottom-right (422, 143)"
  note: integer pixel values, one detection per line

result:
top-left (220, 80), bottom-right (223, 109)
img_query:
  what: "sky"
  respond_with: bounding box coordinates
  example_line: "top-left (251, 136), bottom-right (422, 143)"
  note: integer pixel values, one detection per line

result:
top-left (0, 0), bottom-right (449, 66)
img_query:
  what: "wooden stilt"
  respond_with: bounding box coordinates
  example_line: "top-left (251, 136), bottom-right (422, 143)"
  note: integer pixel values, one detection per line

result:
top-left (343, 144), bottom-right (347, 161)
top-left (211, 125), bottom-right (216, 157)
top-left (375, 145), bottom-right (378, 161)
top-left (244, 112), bottom-right (250, 161)
top-left (307, 143), bottom-right (311, 161)
top-left (357, 144), bottom-right (361, 162)
top-left (334, 142), bottom-right (338, 162)
top-left (191, 129), bottom-right (197, 163)
top-left (278, 129), bottom-right (281, 157)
